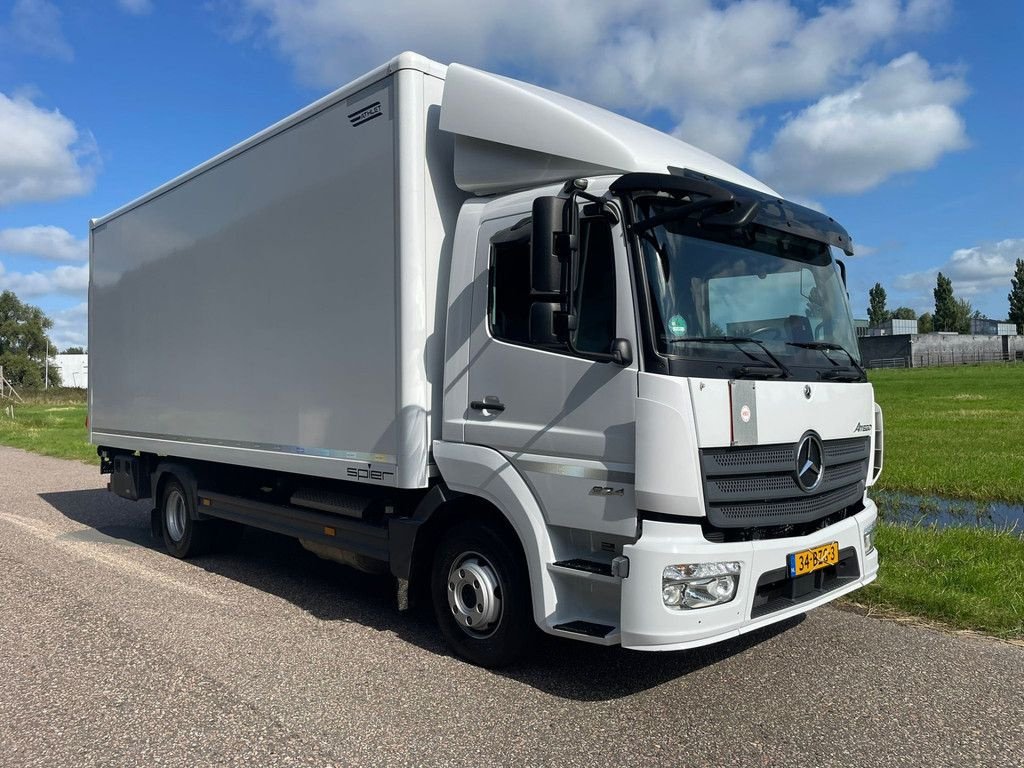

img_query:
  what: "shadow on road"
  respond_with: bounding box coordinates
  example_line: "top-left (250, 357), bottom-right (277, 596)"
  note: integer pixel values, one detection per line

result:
top-left (39, 487), bottom-right (803, 701)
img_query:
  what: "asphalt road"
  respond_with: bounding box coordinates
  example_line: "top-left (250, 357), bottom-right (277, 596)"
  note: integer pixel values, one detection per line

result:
top-left (1, 446), bottom-right (1022, 767)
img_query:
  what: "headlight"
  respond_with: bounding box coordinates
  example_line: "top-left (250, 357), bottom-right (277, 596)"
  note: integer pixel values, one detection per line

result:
top-left (662, 562), bottom-right (741, 610)
top-left (863, 521), bottom-right (876, 555)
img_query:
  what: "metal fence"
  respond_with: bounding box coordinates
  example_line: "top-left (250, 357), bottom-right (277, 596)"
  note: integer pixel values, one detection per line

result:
top-left (865, 357), bottom-right (908, 369)
top-left (865, 350), bottom-right (1024, 369)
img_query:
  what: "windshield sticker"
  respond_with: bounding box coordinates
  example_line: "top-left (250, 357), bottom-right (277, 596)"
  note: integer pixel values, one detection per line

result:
top-left (668, 314), bottom-right (688, 337)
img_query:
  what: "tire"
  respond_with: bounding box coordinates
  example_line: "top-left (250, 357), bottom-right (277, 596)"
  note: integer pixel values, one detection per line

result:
top-left (431, 521), bottom-right (534, 668)
top-left (159, 478), bottom-right (215, 558)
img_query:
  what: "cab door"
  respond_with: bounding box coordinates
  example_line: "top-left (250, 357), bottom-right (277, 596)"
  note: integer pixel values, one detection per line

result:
top-left (463, 206), bottom-right (639, 537)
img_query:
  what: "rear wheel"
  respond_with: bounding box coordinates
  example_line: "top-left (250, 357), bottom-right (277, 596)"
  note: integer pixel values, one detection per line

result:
top-left (431, 521), bottom-right (534, 668)
top-left (160, 479), bottom-right (214, 558)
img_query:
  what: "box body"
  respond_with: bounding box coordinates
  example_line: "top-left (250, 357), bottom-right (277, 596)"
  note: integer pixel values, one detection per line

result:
top-left (90, 58), bottom-right (459, 488)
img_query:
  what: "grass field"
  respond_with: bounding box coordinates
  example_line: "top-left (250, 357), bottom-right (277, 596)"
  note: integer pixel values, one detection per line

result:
top-left (869, 364), bottom-right (1024, 503)
top-left (853, 363), bottom-right (1024, 639)
top-left (0, 389), bottom-right (94, 464)
top-left (849, 523), bottom-right (1024, 638)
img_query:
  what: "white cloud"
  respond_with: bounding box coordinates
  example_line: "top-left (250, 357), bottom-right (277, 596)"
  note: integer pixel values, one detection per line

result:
top-left (0, 261), bottom-right (88, 297)
top-left (751, 53), bottom-right (968, 195)
top-left (234, 0), bottom-right (955, 168)
top-left (903, 0), bottom-right (952, 29)
top-left (671, 109), bottom-right (756, 166)
top-left (895, 238), bottom-right (1023, 315)
top-left (50, 302), bottom-right (88, 351)
top-left (942, 239), bottom-right (1022, 296)
top-left (0, 92), bottom-right (98, 206)
top-left (0, 226), bottom-right (87, 262)
top-left (1, 0), bottom-right (73, 61)
top-left (117, 0), bottom-right (154, 15)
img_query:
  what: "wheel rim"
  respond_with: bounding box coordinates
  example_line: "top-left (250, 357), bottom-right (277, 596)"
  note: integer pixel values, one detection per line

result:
top-left (165, 488), bottom-right (187, 543)
top-left (446, 551), bottom-right (503, 638)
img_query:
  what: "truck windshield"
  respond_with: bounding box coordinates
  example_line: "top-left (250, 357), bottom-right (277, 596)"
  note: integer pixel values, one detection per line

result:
top-left (632, 195), bottom-right (862, 382)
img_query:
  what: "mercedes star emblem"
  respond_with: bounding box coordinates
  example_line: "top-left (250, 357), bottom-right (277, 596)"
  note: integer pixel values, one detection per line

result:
top-left (795, 433), bottom-right (825, 492)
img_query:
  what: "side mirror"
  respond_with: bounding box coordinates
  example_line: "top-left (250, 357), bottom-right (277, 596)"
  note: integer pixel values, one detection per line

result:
top-left (836, 258), bottom-right (847, 288)
top-left (531, 196), bottom-right (567, 295)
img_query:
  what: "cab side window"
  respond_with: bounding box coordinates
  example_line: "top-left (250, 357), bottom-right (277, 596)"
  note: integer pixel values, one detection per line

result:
top-left (488, 214), bottom-right (616, 356)
top-left (489, 231), bottom-right (533, 346)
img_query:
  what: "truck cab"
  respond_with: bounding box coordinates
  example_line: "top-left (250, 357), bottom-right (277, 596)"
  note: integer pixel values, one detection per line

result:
top-left (434, 175), bottom-right (879, 657)
top-left (426, 62), bottom-right (881, 659)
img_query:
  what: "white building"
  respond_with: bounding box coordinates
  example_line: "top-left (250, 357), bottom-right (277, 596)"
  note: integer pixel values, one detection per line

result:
top-left (54, 354), bottom-right (88, 388)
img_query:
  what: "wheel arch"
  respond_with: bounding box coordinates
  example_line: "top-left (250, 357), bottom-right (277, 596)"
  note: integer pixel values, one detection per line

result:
top-left (152, 461), bottom-right (201, 520)
top-left (418, 441), bottom-right (557, 627)
top-left (396, 487), bottom-right (524, 606)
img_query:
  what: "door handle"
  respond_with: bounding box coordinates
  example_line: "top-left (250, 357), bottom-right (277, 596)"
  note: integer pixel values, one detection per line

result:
top-left (471, 399), bottom-right (505, 413)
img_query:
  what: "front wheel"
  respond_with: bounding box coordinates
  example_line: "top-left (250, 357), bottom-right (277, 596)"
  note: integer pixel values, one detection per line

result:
top-left (431, 521), bottom-right (534, 668)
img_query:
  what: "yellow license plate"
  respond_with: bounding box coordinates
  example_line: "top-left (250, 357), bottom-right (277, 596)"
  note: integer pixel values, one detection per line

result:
top-left (787, 541), bottom-right (839, 577)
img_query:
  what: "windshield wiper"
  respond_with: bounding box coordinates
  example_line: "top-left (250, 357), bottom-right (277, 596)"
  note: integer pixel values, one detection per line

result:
top-left (736, 364), bottom-right (787, 379)
top-left (670, 336), bottom-right (792, 379)
top-left (786, 341), bottom-right (867, 380)
top-left (818, 367), bottom-right (863, 381)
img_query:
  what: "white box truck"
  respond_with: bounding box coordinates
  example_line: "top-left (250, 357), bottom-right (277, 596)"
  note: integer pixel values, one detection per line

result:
top-left (90, 53), bottom-right (883, 667)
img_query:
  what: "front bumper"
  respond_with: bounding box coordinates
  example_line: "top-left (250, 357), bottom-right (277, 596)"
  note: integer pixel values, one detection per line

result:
top-left (620, 499), bottom-right (878, 650)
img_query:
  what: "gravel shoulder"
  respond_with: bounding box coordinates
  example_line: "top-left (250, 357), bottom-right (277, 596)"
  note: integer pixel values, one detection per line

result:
top-left (1, 446), bottom-right (1022, 767)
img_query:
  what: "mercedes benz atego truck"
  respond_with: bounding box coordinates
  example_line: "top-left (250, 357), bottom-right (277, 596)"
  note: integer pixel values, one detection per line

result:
top-left (90, 53), bottom-right (883, 667)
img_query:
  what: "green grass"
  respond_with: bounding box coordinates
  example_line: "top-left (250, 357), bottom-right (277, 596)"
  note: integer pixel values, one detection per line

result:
top-left (848, 522), bottom-right (1024, 639)
top-left (869, 363), bottom-right (1024, 503)
top-left (0, 393), bottom-right (95, 463)
top-left (14, 387), bottom-right (87, 405)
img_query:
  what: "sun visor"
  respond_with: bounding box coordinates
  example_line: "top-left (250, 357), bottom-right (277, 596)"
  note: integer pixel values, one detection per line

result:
top-left (750, 198), bottom-right (855, 256)
top-left (616, 170), bottom-right (854, 256)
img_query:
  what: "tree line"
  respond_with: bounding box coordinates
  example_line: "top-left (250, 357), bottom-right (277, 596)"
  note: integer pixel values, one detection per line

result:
top-left (0, 290), bottom-right (68, 389)
top-left (868, 258), bottom-right (1024, 335)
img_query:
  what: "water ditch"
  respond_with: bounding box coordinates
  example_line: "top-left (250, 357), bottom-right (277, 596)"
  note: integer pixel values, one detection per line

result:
top-left (873, 490), bottom-right (1023, 531)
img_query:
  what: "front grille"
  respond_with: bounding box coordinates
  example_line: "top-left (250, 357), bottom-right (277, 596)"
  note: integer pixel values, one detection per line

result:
top-left (708, 459), bottom-right (866, 501)
top-left (712, 482), bottom-right (865, 525)
top-left (704, 446), bottom-right (793, 472)
top-left (751, 546), bottom-right (860, 618)
top-left (701, 437), bottom-right (869, 528)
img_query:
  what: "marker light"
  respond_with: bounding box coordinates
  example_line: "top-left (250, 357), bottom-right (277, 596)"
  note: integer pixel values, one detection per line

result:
top-left (863, 521), bottom-right (876, 555)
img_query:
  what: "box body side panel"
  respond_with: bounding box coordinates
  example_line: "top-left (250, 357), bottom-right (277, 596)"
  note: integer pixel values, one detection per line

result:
top-left (90, 75), bottom-right (418, 484)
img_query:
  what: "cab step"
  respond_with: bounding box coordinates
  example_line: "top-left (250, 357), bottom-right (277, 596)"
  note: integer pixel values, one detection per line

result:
top-left (552, 620), bottom-right (617, 639)
top-left (548, 558), bottom-right (625, 584)
top-left (552, 558), bottom-right (613, 576)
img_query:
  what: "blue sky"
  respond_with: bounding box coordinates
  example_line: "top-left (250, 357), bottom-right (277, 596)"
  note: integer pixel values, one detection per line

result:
top-left (0, 0), bottom-right (1021, 349)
